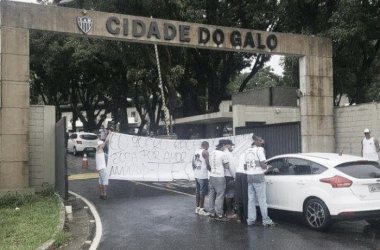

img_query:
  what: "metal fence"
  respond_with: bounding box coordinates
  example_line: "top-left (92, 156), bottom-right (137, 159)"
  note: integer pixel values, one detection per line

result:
top-left (55, 117), bottom-right (68, 200)
top-left (235, 122), bottom-right (301, 158)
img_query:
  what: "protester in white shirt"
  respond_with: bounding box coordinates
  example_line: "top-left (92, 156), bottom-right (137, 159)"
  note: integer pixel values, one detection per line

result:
top-left (362, 128), bottom-right (380, 161)
top-left (208, 140), bottom-right (229, 222)
top-left (193, 141), bottom-right (211, 216)
top-left (245, 136), bottom-right (277, 227)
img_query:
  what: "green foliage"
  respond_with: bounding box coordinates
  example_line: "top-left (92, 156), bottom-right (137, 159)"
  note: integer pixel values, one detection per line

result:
top-left (277, 0), bottom-right (380, 105)
top-left (0, 193), bottom-right (35, 208)
top-left (53, 231), bottom-right (71, 248)
top-left (0, 192), bottom-right (60, 250)
top-left (229, 66), bottom-right (286, 94)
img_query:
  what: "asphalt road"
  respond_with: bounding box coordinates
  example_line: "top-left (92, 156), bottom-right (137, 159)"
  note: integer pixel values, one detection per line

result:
top-left (67, 153), bottom-right (380, 250)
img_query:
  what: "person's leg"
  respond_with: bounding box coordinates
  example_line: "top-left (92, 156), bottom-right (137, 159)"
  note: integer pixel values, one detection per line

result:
top-left (234, 173), bottom-right (243, 220)
top-left (208, 177), bottom-right (217, 216)
top-left (195, 178), bottom-right (201, 213)
top-left (225, 198), bottom-right (234, 215)
top-left (98, 174), bottom-right (104, 198)
top-left (199, 179), bottom-right (208, 209)
top-left (98, 184), bottom-right (102, 198)
top-left (242, 173), bottom-right (249, 221)
top-left (254, 182), bottom-right (274, 225)
top-left (214, 177), bottom-right (226, 217)
top-left (224, 177), bottom-right (235, 217)
top-left (99, 169), bottom-right (109, 200)
top-left (247, 182), bottom-right (257, 225)
top-left (101, 185), bottom-right (107, 197)
top-left (198, 179), bottom-right (210, 215)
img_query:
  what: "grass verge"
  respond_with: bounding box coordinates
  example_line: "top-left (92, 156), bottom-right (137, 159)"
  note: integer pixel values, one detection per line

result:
top-left (0, 188), bottom-right (64, 250)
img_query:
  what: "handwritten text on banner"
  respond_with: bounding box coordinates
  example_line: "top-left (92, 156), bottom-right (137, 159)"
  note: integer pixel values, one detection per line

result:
top-left (107, 133), bottom-right (253, 181)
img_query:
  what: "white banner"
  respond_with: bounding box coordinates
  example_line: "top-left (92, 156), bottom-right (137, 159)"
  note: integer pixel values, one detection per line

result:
top-left (107, 133), bottom-right (253, 181)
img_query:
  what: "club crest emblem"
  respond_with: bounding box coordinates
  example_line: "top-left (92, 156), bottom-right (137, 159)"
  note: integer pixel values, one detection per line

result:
top-left (77, 16), bottom-right (93, 34)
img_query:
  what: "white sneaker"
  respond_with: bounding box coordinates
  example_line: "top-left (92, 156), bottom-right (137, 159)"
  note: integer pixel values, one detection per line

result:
top-left (198, 208), bottom-right (210, 216)
top-left (195, 207), bottom-right (200, 214)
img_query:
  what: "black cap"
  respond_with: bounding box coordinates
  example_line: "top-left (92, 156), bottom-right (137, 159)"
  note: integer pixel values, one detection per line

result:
top-left (224, 139), bottom-right (235, 145)
top-left (215, 139), bottom-right (225, 148)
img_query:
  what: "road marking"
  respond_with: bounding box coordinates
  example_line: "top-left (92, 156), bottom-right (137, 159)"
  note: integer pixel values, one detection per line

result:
top-left (69, 191), bottom-right (102, 250)
top-left (132, 181), bottom-right (195, 197)
top-left (69, 173), bottom-right (98, 180)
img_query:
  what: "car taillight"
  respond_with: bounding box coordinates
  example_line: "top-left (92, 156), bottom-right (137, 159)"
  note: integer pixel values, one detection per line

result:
top-left (77, 141), bottom-right (83, 144)
top-left (320, 175), bottom-right (352, 188)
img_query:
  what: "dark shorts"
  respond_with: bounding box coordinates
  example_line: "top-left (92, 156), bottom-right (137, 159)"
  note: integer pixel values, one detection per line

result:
top-left (195, 178), bottom-right (209, 196)
top-left (225, 176), bottom-right (235, 198)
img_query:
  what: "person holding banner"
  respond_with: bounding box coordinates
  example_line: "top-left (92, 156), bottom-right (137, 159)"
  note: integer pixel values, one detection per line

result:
top-left (193, 141), bottom-right (211, 216)
top-left (208, 140), bottom-right (230, 222)
top-left (96, 130), bottom-right (112, 200)
top-left (96, 142), bottom-right (109, 200)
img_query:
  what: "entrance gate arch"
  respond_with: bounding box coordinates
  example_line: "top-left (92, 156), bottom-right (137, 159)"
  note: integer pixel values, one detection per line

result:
top-left (0, 1), bottom-right (333, 192)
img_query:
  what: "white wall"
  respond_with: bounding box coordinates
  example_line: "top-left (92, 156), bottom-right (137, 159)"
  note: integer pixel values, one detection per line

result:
top-left (233, 105), bottom-right (300, 131)
top-left (335, 103), bottom-right (380, 156)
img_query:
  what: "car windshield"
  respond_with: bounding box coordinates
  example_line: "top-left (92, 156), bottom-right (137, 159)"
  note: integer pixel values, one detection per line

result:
top-left (335, 162), bottom-right (380, 179)
top-left (79, 134), bottom-right (98, 140)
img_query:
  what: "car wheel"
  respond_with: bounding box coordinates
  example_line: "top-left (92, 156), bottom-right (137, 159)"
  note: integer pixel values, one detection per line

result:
top-left (366, 219), bottom-right (380, 227)
top-left (73, 147), bottom-right (78, 156)
top-left (304, 198), bottom-right (331, 231)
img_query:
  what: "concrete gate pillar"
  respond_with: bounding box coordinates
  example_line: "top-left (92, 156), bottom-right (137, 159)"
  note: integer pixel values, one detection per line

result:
top-left (299, 55), bottom-right (334, 152)
top-left (0, 23), bottom-right (31, 191)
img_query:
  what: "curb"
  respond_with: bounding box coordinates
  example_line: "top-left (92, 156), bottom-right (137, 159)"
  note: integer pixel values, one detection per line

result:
top-left (36, 195), bottom-right (66, 250)
top-left (69, 191), bottom-right (102, 250)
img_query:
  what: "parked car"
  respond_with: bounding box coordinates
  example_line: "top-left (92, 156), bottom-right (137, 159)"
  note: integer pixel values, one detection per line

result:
top-left (264, 153), bottom-right (380, 231)
top-left (67, 132), bottom-right (100, 156)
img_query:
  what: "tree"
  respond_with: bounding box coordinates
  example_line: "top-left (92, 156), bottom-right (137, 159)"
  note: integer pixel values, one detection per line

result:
top-left (276, 0), bottom-right (380, 105)
top-left (229, 66), bottom-right (286, 93)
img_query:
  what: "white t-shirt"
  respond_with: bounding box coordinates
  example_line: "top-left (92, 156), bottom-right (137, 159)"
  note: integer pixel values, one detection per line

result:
top-left (245, 146), bottom-right (266, 175)
top-left (193, 148), bottom-right (209, 179)
top-left (362, 137), bottom-right (379, 161)
top-left (223, 149), bottom-right (236, 178)
top-left (96, 152), bottom-right (107, 171)
top-left (209, 150), bottom-right (228, 178)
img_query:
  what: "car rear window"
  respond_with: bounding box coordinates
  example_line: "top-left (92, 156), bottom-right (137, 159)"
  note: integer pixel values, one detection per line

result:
top-left (335, 162), bottom-right (380, 179)
top-left (80, 134), bottom-right (98, 140)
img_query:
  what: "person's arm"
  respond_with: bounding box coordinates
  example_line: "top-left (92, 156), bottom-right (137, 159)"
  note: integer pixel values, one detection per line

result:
top-left (361, 140), bottom-right (364, 157)
top-left (223, 162), bottom-right (230, 169)
top-left (222, 153), bottom-right (229, 169)
top-left (97, 142), bottom-right (105, 153)
top-left (231, 159), bottom-right (237, 178)
top-left (202, 150), bottom-right (211, 171)
top-left (375, 139), bottom-right (380, 152)
top-left (104, 130), bottom-right (112, 144)
top-left (257, 147), bottom-right (267, 170)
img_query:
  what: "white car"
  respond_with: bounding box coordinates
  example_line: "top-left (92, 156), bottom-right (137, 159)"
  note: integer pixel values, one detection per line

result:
top-left (67, 132), bottom-right (100, 156)
top-left (265, 153), bottom-right (380, 231)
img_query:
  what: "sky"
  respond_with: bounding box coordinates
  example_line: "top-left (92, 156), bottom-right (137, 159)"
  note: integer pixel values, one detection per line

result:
top-left (265, 55), bottom-right (284, 76)
top-left (12, 0), bottom-right (284, 75)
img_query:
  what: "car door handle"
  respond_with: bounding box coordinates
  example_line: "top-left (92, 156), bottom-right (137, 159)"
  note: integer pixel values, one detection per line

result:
top-left (297, 181), bottom-right (305, 185)
top-left (266, 181), bottom-right (274, 185)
